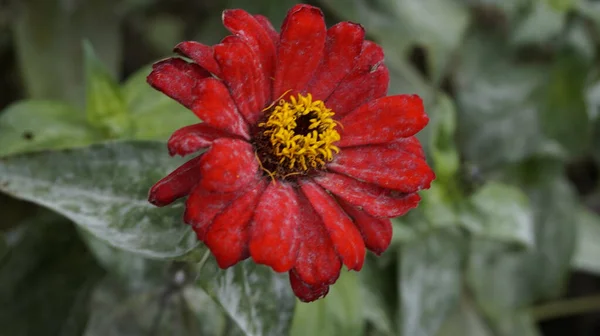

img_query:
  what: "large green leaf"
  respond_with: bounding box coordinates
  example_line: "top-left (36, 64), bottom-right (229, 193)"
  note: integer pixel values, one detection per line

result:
top-left (455, 32), bottom-right (563, 171)
top-left (572, 207), bottom-right (600, 275)
top-left (0, 141), bottom-right (198, 259)
top-left (539, 52), bottom-right (591, 156)
top-left (290, 271), bottom-right (364, 336)
top-left (467, 172), bottom-right (577, 325)
top-left (123, 66), bottom-right (198, 141)
top-left (459, 182), bottom-right (534, 247)
top-left (0, 211), bottom-right (104, 336)
top-left (13, 0), bottom-right (122, 105)
top-left (0, 100), bottom-right (100, 157)
top-left (193, 258), bottom-right (295, 336)
top-left (398, 229), bottom-right (464, 336)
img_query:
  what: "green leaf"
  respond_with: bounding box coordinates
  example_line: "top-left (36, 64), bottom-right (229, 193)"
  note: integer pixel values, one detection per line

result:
top-left (0, 211), bottom-right (104, 336)
top-left (13, 0), bottom-right (122, 105)
top-left (572, 207), bottom-right (600, 275)
top-left (511, 1), bottom-right (565, 46)
top-left (545, 0), bottom-right (576, 12)
top-left (483, 311), bottom-right (541, 336)
top-left (84, 42), bottom-right (132, 137)
top-left (123, 66), bottom-right (198, 141)
top-left (290, 271), bottom-right (364, 336)
top-left (398, 229), bottom-right (465, 336)
top-left (81, 230), bottom-right (173, 290)
top-left (436, 297), bottom-right (493, 336)
top-left (84, 276), bottom-right (201, 336)
top-left (423, 94), bottom-right (460, 182)
top-left (0, 100), bottom-right (100, 157)
top-left (539, 52), bottom-right (591, 156)
top-left (0, 141), bottom-right (199, 259)
top-left (194, 258), bottom-right (295, 336)
top-left (459, 182), bottom-right (534, 247)
top-left (391, 181), bottom-right (460, 246)
top-left (456, 32), bottom-right (563, 170)
top-left (467, 174), bottom-right (577, 320)
top-left (359, 256), bottom-right (396, 336)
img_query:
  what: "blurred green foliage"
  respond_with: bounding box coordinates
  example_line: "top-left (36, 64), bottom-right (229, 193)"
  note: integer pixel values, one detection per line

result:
top-left (2, 0), bottom-right (600, 335)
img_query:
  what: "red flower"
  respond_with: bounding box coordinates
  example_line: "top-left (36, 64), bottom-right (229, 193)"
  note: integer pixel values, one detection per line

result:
top-left (147, 4), bottom-right (435, 302)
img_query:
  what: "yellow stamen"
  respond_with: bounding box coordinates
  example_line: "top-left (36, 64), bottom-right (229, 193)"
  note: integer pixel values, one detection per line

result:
top-left (258, 93), bottom-right (340, 173)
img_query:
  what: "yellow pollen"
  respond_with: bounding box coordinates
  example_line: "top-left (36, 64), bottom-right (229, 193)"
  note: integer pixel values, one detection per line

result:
top-left (258, 93), bottom-right (341, 172)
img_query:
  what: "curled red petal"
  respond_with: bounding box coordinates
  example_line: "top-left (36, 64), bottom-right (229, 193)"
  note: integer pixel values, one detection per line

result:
top-left (148, 155), bottom-right (202, 207)
top-left (147, 58), bottom-right (210, 108)
top-left (273, 5), bottom-right (326, 99)
top-left (307, 22), bottom-right (365, 101)
top-left (293, 192), bottom-right (342, 286)
top-left (199, 138), bottom-right (259, 193)
top-left (250, 182), bottom-right (300, 272)
top-left (289, 270), bottom-right (330, 303)
top-left (191, 78), bottom-right (249, 139)
top-left (167, 123), bottom-right (231, 157)
top-left (338, 199), bottom-right (393, 255)
top-left (300, 180), bottom-right (365, 271)
top-left (214, 41), bottom-right (268, 125)
top-left (253, 14), bottom-right (279, 44)
top-left (328, 144), bottom-right (435, 193)
top-left (174, 41), bottom-right (221, 77)
top-left (204, 180), bottom-right (267, 269)
top-left (314, 172), bottom-right (421, 217)
top-left (326, 41), bottom-right (389, 118)
top-left (338, 95), bottom-right (428, 147)
top-left (184, 186), bottom-right (242, 241)
top-left (223, 9), bottom-right (276, 78)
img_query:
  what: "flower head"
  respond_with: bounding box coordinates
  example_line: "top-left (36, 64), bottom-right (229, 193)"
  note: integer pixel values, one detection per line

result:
top-left (147, 4), bottom-right (435, 302)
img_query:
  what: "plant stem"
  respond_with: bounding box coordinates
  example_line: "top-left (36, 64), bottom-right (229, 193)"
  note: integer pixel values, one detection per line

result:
top-left (532, 294), bottom-right (600, 321)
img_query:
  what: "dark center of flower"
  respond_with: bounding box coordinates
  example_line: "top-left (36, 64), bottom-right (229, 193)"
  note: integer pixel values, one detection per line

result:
top-left (252, 93), bottom-right (341, 180)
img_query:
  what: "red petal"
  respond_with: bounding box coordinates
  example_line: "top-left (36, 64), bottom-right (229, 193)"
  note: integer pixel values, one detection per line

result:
top-left (273, 5), bottom-right (326, 99)
top-left (214, 41), bottom-right (268, 125)
top-left (199, 138), bottom-right (259, 193)
top-left (390, 136), bottom-right (426, 159)
top-left (167, 123), bottom-right (231, 157)
top-left (191, 78), bottom-right (249, 139)
top-left (289, 270), bottom-right (330, 302)
top-left (326, 41), bottom-right (389, 118)
top-left (254, 15), bottom-right (279, 44)
top-left (338, 199), bottom-right (393, 255)
top-left (293, 192), bottom-right (341, 286)
top-left (307, 22), bottom-right (365, 101)
top-left (338, 95), bottom-right (428, 147)
top-left (148, 155), bottom-right (202, 207)
top-left (314, 172), bottom-right (421, 217)
top-left (184, 187), bottom-right (242, 240)
top-left (204, 180), bottom-right (267, 268)
top-left (250, 182), bottom-right (300, 272)
top-left (223, 9), bottom-right (276, 78)
top-left (174, 41), bottom-right (221, 77)
top-left (300, 180), bottom-right (365, 271)
top-left (147, 58), bottom-right (210, 108)
top-left (327, 144), bottom-right (435, 193)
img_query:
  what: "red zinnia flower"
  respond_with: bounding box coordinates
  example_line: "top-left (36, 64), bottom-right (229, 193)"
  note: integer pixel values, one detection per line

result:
top-left (147, 4), bottom-right (435, 302)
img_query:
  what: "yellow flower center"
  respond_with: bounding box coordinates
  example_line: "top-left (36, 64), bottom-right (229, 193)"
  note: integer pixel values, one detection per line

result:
top-left (254, 93), bottom-right (340, 179)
